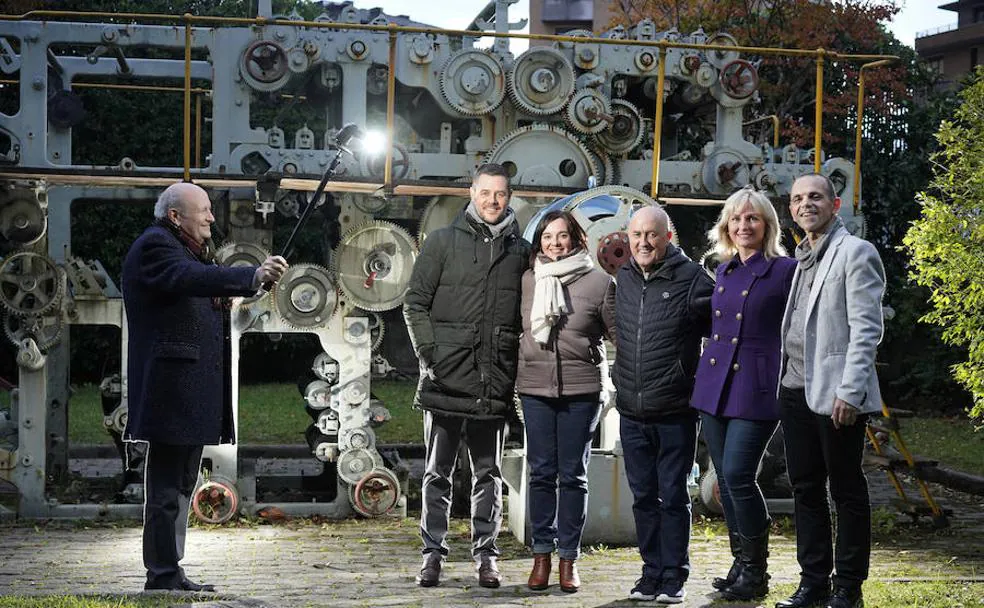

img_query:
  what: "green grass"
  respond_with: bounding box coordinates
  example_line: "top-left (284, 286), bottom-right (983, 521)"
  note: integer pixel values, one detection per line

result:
top-left (894, 415), bottom-right (984, 476)
top-left (66, 380), bottom-right (422, 445)
top-left (765, 582), bottom-right (984, 608)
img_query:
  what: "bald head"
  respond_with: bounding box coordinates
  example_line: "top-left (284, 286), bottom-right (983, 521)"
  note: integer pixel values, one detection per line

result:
top-left (628, 205), bottom-right (673, 270)
top-left (155, 182), bottom-right (214, 245)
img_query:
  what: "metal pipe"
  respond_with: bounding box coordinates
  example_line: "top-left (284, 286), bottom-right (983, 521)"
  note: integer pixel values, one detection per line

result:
top-left (195, 92), bottom-right (203, 169)
top-left (854, 59), bottom-right (896, 213)
top-left (814, 50), bottom-right (825, 173)
top-left (182, 15), bottom-right (192, 182)
top-left (743, 115), bottom-right (780, 150)
top-left (650, 44), bottom-right (667, 199)
top-left (384, 26), bottom-right (397, 192)
top-left (0, 10), bottom-right (899, 63)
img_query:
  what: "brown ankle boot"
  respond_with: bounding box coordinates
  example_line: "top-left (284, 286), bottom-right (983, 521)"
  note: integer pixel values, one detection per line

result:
top-left (559, 558), bottom-right (580, 592)
top-left (527, 553), bottom-right (551, 590)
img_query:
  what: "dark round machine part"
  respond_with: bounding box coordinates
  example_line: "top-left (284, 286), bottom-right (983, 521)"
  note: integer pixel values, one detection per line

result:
top-left (596, 231), bottom-right (631, 276)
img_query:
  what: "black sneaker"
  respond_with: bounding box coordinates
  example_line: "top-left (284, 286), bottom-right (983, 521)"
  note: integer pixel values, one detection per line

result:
top-left (656, 578), bottom-right (686, 604)
top-left (629, 577), bottom-right (660, 601)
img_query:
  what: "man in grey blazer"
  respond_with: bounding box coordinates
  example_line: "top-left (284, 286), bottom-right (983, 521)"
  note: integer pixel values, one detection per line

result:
top-left (775, 174), bottom-right (885, 608)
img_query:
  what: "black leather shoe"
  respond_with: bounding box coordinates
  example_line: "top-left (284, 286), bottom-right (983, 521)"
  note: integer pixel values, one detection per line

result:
top-left (825, 585), bottom-right (863, 608)
top-left (476, 554), bottom-right (501, 588)
top-left (775, 582), bottom-right (830, 608)
top-left (145, 578), bottom-right (216, 593)
top-left (416, 552), bottom-right (443, 587)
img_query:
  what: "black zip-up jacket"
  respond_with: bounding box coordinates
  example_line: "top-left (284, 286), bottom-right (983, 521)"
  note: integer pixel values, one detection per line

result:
top-left (403, 209), bottom-right (530, 419)
top-left (613, 244), bottom-right (714, 421)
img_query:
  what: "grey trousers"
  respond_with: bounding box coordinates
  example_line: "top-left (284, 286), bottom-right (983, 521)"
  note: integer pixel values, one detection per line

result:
top-left (420, 410), bottom-right (504, 558)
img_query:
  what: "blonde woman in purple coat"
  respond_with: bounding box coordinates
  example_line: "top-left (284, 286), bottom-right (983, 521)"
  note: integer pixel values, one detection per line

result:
top-left (690, 186), bottom-right (796, 601)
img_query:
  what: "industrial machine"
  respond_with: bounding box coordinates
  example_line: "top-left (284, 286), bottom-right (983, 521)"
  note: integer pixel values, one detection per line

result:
top-left (0, 0), bottom-right (864, 529)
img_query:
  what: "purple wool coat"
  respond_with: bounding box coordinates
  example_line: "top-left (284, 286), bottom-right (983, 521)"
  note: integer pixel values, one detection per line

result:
top-left (690, 252), bottom-right (797, 420)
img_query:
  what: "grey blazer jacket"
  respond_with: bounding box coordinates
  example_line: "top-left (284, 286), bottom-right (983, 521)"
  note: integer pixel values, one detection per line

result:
top-left (780, 225), bottom-right (886, 415)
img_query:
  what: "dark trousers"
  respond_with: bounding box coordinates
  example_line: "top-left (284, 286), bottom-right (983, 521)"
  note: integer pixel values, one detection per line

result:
top-left (521, 393), bottom-right (601, 560)
top-left (779, 387), bottom-right (870, 589)
top-left (420, 411), bottom-right (505, 557)
top-left (699, 412), bottom-right (778, 537)
top-left (620, 412), bottom-right (698, 584)
top-left (141, 441), bottom-right (204, 588)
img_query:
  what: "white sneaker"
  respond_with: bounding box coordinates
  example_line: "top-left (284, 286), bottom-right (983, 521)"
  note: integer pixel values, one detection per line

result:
top-left (656, 579), bottom-right (686, 604)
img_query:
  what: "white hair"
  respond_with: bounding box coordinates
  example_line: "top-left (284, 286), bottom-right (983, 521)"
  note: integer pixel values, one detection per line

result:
top-left (153, 182), bottom-right (201, 219)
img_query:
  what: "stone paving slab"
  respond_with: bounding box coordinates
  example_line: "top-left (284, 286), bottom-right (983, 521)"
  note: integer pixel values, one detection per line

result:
top-left (1, 475), bottom-right (983, 607)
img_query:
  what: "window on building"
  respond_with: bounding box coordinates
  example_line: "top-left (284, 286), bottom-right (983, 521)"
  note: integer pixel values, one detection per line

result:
top-left (542, 0), bottom-right (594, 23)
top-left (925, 56), bottom-right (944, 75)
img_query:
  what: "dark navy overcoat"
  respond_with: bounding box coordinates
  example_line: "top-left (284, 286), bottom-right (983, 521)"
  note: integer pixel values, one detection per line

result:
top-left (690, 252), bottom-right (797, 420)
top-left (122, 224), bottom-right (257, 445)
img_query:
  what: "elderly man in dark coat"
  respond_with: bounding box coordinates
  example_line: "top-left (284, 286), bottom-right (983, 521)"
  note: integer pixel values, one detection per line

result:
top-left (122, 182), bottom-right (286, 592)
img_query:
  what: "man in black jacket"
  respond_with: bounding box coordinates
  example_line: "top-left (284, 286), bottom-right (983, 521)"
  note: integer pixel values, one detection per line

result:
top-left (123, 182), bottom-right (286, 592)
top-left (613, 205), bottom-right (713, 604)
top-left (403, 163), bottom-right (529, 588)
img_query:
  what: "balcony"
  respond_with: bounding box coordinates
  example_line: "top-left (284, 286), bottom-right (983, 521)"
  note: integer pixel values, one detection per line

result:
top-left (916, 20), bottom-right (984, 54)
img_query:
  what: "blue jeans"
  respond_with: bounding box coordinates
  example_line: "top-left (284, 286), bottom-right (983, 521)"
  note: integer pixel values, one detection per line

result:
top-left (620, 412), bottom-right (698, 583)
top-left (699, 412), bottom-right (778, 537)
top-left (522, 393), bottom-right (601, 560)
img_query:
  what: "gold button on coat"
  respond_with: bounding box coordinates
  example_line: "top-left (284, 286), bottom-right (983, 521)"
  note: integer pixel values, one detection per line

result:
top-left (715, 310), bottom-right (722, 317)
top-left (741, 289), bottom-right (749, 297)
top-left (736, 312), bottom-right (743, 320)
top-left (731, 337), bottom-right (739, 345)
top-left (709, 358), bottom-right (717, 366)
top-left (733, 363), bottom-right (740, 371)
top-left (718, 286), bottom-right (725, 293)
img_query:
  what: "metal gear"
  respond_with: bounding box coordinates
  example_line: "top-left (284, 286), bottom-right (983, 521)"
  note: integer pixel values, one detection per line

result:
top-left (3, 311), bottom-right (63, 353)
top-left (333, 220), bottom-right (418, 312)
top-left (418, 195), bottom-right (468, 243)
top-left (595, 99), bottom-right (644, 155)
top-left (588, 145), bottom-right (617, 186)
top-left (507, 47), bottom-right (575, 115)
top-left (484, 124), bottom-right (601, 189)
top-left (560, 186), bottom-right (680, 270)
top-left (0, 193), bottom-right (46, 246)
top-left (215, 242), bottom-right (270, 268)
top-left (565, 89), bottom-right (612, 135)
top-left (349, 467), bottom-right (401, 517)
top-left (272, 263), bottom-right (338, 329)
top-left (336, 447), bottom-right (382, 485)
top-left (439, 49), bottom-right (506, 116)
top-left (339, 427), bottom-right (376, 451)
top-left (346, 308), bottom-right (385, 352)
top-left (0, 252), bottom-right (64, 317)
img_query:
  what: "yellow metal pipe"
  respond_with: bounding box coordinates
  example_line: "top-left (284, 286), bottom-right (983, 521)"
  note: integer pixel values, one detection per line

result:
top-left (853, 59), bottom-right (896, 213)
top-left (814, 51), bottom-right (825, 173)
top-left (182, 15), bottom-right (192, 182)
top-left (650, 45), bottom-right (667, 199)
top-left (0, 10), bottom-right (899, 63)
top-left (743, 115), bottom-right (780, 150)
top-left (195, 93), bottom-right (203, 169)
top-left (0, 78), bottom-right (209, 94)
top-left (384, 27), bottom-right (397, 192)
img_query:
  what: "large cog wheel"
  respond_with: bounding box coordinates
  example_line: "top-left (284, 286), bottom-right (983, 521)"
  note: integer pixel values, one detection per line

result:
top-left (439, 49), bottom-right (506, 116)
top-left (507, 47), bottom-right (575, 115)
top-left (215, 242), bottom-right (270, 268)
top-left (485, 124), bottom-right (600, 189)
top-left (595, 99), bottom-right (645, 155)
top-left (3, 311), bottom-right (63, 353)
top-left (418, 195), bottom-right (469, 243)
top-left (565, 89), bottom-right (612, 135)
top-left (272, 264), bottom-right (338, 329)
top-left (334, 220), bottom-right (418, 312)
top-left (0, 252), bottom-right (64, 317)
top-left (336, 447), bottom-right (383, 485)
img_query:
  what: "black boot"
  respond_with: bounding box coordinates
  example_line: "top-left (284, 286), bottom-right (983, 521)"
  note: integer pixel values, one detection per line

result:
top-left (721, 531), bottom-right (769, 601)
top-left (712, 529), bottom-right (742, 591)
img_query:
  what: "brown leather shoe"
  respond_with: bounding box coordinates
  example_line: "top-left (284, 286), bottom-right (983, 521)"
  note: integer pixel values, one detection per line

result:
top-left (559, 558), bottom-right (580, 593)
top-left (527, 553), bottom-right (551, 590)
top-left (476, 554), bottom-right (501, 588)
top-left (416, 552), bottom-right (443, 587)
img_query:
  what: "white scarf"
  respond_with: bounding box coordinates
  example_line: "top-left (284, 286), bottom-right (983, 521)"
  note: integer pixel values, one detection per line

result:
top-left (530, 250), bottom-right (595, 345)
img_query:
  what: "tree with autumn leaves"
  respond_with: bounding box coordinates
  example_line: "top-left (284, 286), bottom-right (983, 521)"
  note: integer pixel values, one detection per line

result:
top-left (608, 0), bottom-right (972, 413)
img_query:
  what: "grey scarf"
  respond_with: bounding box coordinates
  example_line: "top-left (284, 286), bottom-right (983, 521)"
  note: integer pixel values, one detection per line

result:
top-left (795, 215), bottom-right (843, 269)
top-left (466, 201), bottom-right (516, 238)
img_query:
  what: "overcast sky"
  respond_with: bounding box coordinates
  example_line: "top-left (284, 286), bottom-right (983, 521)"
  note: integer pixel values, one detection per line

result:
top-left (354, 0), bottom-right (954, 49)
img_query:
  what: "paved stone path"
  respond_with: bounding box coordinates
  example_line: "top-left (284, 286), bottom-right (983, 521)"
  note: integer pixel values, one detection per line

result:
top-left (1, 476), bottom-right (982, 607)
